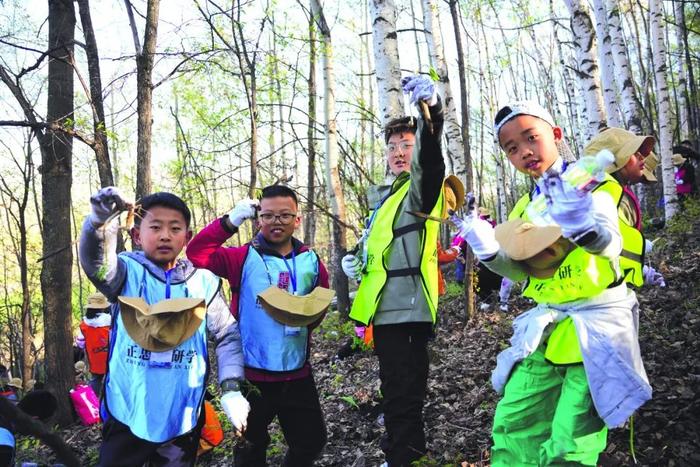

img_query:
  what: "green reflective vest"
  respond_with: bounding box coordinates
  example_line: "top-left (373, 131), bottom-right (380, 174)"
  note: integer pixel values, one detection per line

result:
top-left (509, 176), bottom-right (627, 363)
top-left (349, 177), bottom-right (444, 325)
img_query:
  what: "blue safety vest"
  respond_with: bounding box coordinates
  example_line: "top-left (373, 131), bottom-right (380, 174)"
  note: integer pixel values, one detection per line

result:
top-left (238, 247), bottom-right (319, 372)
top-left (104, 253), bottom-right (220, 443)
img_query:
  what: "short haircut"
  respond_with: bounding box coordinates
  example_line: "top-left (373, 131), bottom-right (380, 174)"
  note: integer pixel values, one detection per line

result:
top-left (384, 116), bottom-right (417, 143)
top-left (259, 185), bottom-right (298, 207)
top-left (135, 192), bottom-right (191, 228)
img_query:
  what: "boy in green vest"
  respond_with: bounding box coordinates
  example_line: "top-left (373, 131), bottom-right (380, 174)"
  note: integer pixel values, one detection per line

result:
top-left (455, 101), bottom-right (651, 466)
top-left (341, 75), bottom-right (445, 467)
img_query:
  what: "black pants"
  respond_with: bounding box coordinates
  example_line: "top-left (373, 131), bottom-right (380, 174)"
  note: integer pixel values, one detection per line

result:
top-left (235, 374), bottom-right (327, 467)
top-left (374, 322), bottom-right (432, 467)
top-left (98, 411), bottom-right (203, 467)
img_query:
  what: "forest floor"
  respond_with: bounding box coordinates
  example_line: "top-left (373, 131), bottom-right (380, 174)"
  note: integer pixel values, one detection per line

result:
top-left (14, 200), bottom-right (700, 467)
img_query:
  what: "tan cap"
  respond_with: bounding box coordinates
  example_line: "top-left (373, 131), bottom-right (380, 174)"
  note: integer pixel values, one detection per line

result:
top-left (8, 377), bottom-right (22, 389)
top-left (443, 175), bottom-right (465, 212)
top-left (642, 153), bottom-right (659, 182)
top-left (672, 153), bottom-right (687, 166)
top-left (119, 297), bottom-right (206, 352)
top-left (584, 127), bottom-right (655, 173)
top-left (257, 286), bottom-right (335, 327)
top-left (87, 293), bottom-right (111, 309)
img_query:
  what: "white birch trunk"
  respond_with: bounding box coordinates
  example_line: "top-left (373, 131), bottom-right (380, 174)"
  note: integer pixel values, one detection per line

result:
top-left (551, 0), bottom-right (580, 150)
top-left (591, 0), bottom-right (622, 127)
top-left (563, 0), bottom-right (607, 140)
top-left (650, 0), bottom-right (678, 219)
top-left (673, 0), bottom-right (690, 138)
top-left (421, 0), bottom-right (466, 181)
top-left (606, 0), bottom-right (644, 133)
top-left (370, 0), bottom-right (403, 125)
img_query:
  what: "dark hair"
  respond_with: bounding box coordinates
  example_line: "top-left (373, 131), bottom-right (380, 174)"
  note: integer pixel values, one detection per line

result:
top-left (384, 116), bottom-right (417, 143)
top-left (135, 192), bottom-right (191, 228)
top-left (259, 185), bottom-right (298, 206)
top-left (85, 308), bottom-right (107, 320)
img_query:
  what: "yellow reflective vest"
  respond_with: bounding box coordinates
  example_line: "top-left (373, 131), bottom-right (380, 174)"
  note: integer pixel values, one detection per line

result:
top-left (349, 177), bottom-right (444, 325)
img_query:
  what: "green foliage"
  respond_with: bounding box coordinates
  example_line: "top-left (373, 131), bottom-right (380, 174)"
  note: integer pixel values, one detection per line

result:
top-left (266, 427), bottom-right (285, 458)
top-left (317, 310), bottom-right (354, 343)
top-left (444, 281), bottom-right (463, 300)
top-left (339, 395), bottom-right (359, 409)
top-left (428, 67), bottom-right (440, 82)
top-left (666, 197), bottom-right (700, 236)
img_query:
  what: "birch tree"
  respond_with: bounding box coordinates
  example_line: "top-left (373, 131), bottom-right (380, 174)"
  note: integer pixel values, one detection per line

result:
top-left (650, 0), bottom-right (678, 219)
top-left (370, 0), bottom-right (402, 125)
top-left (606, 0), bottom-right (644, 133)
top-left (422, 0), bottom-right (466, 180)
top-left (673, 0), bottom-right (691, 139)
top-left (590, 0), bottom-right (622, 127)
top-left (563, 0), bottom-right (607, 140)
top-left (309, 0), bottom-right (350, 314)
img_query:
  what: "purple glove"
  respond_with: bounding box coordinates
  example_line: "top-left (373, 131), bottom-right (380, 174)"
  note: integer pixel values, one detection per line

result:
top-left (354, 326), bottom-right (366, 339)
top-left (401, 75), bottom-right (437, 106)
top-left (643, 265), bottom-right (665, 287)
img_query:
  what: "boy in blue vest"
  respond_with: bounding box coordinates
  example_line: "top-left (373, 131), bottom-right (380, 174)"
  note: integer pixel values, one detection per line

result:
top-left (80, 189), bottom-right (247, 467)
top-left (455, 101), bottom-right (651, 465)
top-left (187, 185), bottom-right (330, 467)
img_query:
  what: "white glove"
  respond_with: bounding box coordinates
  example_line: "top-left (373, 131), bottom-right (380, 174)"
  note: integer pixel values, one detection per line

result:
top-left (541, 172), bottom-right (596, 239)
top-left (74, 329), bottom-right (85, 350)
top-left (89, 187), bottom-right (131, 226)
top-left (644, 239), bottom-right (655, 254)
top-left (450, 211), bottom-right (499, 260)
top-left (342, 254), bottom-right (362, 281)
top-left (401, 74), bottom-right (438, 106)
top-left (228, 199), bottom-right (259, 227)
top-left (643, 265), bottom-right (665, 287)
top-left (220, 390), bottom-right (250, 434)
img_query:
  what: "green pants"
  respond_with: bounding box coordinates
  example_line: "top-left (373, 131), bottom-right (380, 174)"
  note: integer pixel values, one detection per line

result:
top-left (491, 348), bottom-right (607, 466)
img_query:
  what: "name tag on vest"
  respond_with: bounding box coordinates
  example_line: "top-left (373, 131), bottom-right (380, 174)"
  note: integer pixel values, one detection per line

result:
top-left (149, 350), bottom-right (173, 369)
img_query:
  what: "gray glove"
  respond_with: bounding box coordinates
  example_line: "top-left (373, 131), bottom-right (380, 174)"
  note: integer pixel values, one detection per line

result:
top-left (342, 254), bottom-right (362, 281)
top-left (401, 74), bottom-right (437, 106)
top-left (541, 172), bottom-right (596, 239)
top-left (89, 187), bottom-right (131, 226)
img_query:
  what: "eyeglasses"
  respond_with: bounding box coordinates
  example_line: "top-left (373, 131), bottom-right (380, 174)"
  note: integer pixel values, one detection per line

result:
top-left (259, 213), bottom-right (297, 225)
top-left (386, 142), bottom-right (414, 155)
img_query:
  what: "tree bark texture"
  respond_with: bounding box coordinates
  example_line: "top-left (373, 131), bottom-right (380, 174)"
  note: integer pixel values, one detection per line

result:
top-left (304, 12), bottom-right (318, 246)
top-left (605, 0), bottom-right (644, 133)
top-left (650, 0), bottom-right (678, 220)
top-left (422, 0), bottom-right (466, 180)
top-left (563, 0), bottom-right (607, 140)
top-left (590, 0), bottom-right (623, 128)
top-left (44, 0), bottom-right (76, 426)
top-left (310, 0), bottom-right (350, 314)
top-left (369, 0), bottom-right (403, 125)
top-left (76, 0), bottom-right (114, 187)
top-left (135, 0), bottom-right (160, 201)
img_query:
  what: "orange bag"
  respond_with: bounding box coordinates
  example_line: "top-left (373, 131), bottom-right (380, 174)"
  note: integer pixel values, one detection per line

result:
top-left (197, 400), bottom-right (224, 456)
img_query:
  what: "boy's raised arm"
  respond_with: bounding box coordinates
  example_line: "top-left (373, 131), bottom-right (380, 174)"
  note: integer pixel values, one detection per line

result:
top-left (79, 187), bottom-right (130, 301)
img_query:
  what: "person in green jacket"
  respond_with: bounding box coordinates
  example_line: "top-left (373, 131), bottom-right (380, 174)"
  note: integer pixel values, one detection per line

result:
top-left (341, 74), bottom-right (446, 467)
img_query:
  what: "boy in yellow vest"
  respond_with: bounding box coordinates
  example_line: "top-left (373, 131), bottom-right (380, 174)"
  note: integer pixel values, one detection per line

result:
top-left (341, 75), bottom-right (445, 467)
top-left (455, 101), bottom-right (651, 465)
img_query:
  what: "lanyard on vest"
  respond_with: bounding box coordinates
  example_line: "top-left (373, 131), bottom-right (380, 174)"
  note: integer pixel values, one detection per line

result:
top-left (137, 266), bottom-right (190, 300)
top-left (282, 251), bottom-right (297, 294)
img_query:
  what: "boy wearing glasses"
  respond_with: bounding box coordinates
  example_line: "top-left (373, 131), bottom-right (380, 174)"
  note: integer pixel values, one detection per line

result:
top-left (341, 75), bottom-right (445, 467)
top-left (187, 185), bottom-right (329, 466)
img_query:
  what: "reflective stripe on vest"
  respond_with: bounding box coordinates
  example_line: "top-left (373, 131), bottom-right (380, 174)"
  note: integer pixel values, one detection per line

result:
top-left (104, 256), bottom-right (219, 443)
top-left (79, 322), bottom-right (110, 375)
top-left (349, 177), bottom-right (444, 325)
top-left (238, 248), bottom-right (318, 372)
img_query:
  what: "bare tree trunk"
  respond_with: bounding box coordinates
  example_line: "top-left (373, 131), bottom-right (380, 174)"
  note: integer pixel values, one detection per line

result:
top-left (370, 0), bottom-right (403, 125)
top-left (606, 0), bottom-right (644, 133)
top-left (552, 0), bottom-right (581, 145)
top-left (76, 0), bottom-right (113, 187)
top-left (44, 0), bottom-right (76, 425)
top-left (304, 10), bottom-right (317, 246)
top-left (650, 0), bottom-right (678, 220)
top-left (448, 0), bottom-right (475, 321)
top-left (126, 0), bottom-right (160, 201)
top-left (591, 0), bottom-right (623, 127)
top-left (563, 0), bottom-right (607, 140)
top-left (310, 0), bottom-right (349, 314)
top-left (673, 0), bottom-right (691, 139)
top-left (422, 0), bottom-right (466, 180)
